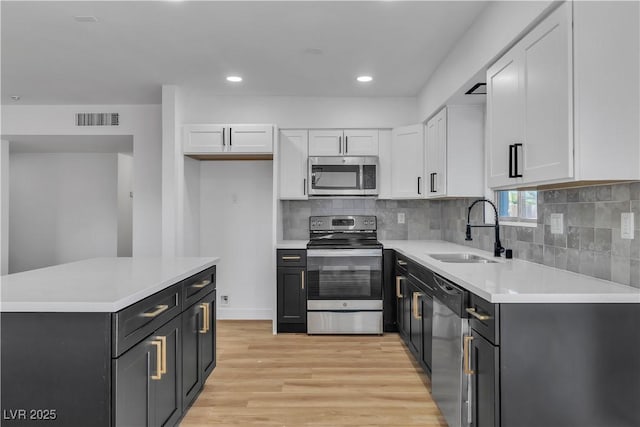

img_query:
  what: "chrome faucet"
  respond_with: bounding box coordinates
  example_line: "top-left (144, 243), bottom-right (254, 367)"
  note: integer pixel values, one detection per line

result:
top-left (465, 198), bottom-right (505, 257)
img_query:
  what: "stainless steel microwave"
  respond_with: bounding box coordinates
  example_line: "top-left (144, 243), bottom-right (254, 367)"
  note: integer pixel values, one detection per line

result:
top-left (308, 156), bottom-right (378, 196)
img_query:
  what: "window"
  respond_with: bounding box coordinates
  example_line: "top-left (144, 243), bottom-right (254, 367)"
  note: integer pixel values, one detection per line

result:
top-left (497, 190), bottom-right (538, 222)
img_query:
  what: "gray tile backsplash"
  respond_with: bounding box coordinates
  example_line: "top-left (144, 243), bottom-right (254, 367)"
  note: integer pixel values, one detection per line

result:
top-left (281, 182), bottom-right (640, 288)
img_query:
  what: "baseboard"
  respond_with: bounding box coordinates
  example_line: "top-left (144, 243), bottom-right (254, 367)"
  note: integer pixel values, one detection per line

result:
top-left (216, 307), bottom-right (273, 320)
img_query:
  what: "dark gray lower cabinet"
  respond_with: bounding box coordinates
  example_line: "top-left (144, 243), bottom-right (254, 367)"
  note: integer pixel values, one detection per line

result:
top-left (277, 249), bottom-right (307, 333)
top-left (182, 290), bottom-right (217, 409)
top-left (420, 293), bottom-right (433, 373)
top-left (408, 281), bottom-right (422, 358)
top-left (470, 329), bottom-right (499, 427)
top-left (113, 316), bottom-right (182, 427)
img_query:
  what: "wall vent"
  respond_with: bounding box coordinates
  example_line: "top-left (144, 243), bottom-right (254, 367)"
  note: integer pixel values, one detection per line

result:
top-left (75, 113), bottom-right (119, 126)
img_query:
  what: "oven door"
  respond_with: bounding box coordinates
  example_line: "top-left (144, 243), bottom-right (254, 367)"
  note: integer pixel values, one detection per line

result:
top-left (306, 249), bottom-right (383, 300)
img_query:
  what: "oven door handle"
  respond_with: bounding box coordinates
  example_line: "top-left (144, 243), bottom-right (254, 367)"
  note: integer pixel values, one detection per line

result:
top-left (307, 249), bottom-right (382, 258)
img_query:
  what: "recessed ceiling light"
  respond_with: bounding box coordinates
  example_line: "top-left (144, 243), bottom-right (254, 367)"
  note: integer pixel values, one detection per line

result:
top-left (226, 76), bottom-right (243, 83)
top-left (10, 95), bottom-right (20, 101)
top-left (357, 75), bottom-right (373, 83)
top-left (73, 16), bottom-right (98, 23)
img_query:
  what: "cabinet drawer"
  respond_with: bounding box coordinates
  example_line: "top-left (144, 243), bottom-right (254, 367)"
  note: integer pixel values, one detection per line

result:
top-left (182, 266), bottom-right (216, 309)
top-left (277, 249), bottom-right (307, 267)
top-left (112, 284), bottom-right (181, 357)
top-left (408, 263), bottom-right (436, 296)
top-left (395, 253), bottom-right (409, 274)
top-left (468, 293), bottom-right (499, 345)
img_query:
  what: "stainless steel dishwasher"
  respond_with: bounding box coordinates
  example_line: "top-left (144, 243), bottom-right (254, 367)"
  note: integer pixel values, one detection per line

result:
top-left (431, 274), bottom-right (470, 427)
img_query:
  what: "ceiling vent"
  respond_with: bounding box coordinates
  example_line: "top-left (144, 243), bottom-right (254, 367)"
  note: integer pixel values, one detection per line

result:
top-left (465, 83), bottom-right (487, 95)
top-left (76, 113), bottom-right (119, 126)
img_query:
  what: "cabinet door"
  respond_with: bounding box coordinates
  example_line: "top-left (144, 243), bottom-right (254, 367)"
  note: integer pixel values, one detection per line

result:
top-left (391, 124), bottom-right (424, 198)
top-left (152, 316), bottom-right (182, 427)
top-left (183, 125), bottom-right (226, 154)
top-left (408, 284), bottom-right (422, 358)
top-left (200, 290), bottom-right (217, 379)
top-left (377, 130), bottom-right (393, 199)
top-left (308, 130), bottom-right (343, 156)
top-left (279, 130), bottom-right (309, 199)
top-left (486, 46), bottom-right (524, 188)
top-left (425, 109), bottom-right (447, 198)
top-left (277, 267), bottom-right (307, 325)
top-left (470, 330), bottom-right (500, 427)
top-left (229, 125), bottom-right (273, 153)
top-left (113, 339), bottom-right (153, 427)
top-left (182, 302), bottom-right (204, 408)
top-left (343, 129), bottom-right (379, 156)
top-left (521, 2), bottom-right (573, 183)
top-left (421, 294), bottom-right (433, 373)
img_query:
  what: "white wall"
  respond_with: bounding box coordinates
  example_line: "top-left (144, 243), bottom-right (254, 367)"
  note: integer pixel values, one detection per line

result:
top-left (1, 105), bottom-right (162, 256)
top-left (117, 153), bottom-right (133, 257)
top-left (181, 93), bottom-right (418, 128)
top-left (9, 152), bottom-right (118, 273)
top-left (199, 161), bottom-right (273, 320)
top-left (1, 140), bottom-right (9, 275)
top-left (417, 0), bottom-right (554, 121)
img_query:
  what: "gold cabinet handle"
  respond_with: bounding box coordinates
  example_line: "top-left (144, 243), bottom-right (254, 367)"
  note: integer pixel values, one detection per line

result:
top-left (281, 255), bottom-right (301, 260)
top-left (396, 276), bottom-right (404, 298)
top-left (141, 304), bottom-right (169, 318)
top-left (191, 279), bottom-right (211, 289)
top-left (412, 292), bottom-right (422, 320)
top-left (151, 340), bottom-right (162, 380)
top-left (158, 336), bottom-right (167, 375)
top-left (199, 303), bottom-right (209, 334)
top-left (466, 307), bottom-right (492, 321)
top-left (464, 335), bottom-right (475, 375)
top-left (397, 260), bottom-right (407, 266)
top-left (301, 270), bottom-right (305, 289)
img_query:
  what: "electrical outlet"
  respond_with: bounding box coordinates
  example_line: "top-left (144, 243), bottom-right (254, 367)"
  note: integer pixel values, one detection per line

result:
top-left (621, 212), bottom-right (635, 239)
top-left (550, 213), bottom-right (564, 234)
top-left (397, 212), bottom-right (405, 224)
top-left (220, 295), bottom-right (230, 306)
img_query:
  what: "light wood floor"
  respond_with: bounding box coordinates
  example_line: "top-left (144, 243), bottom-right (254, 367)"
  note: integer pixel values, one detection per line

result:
top-left (180, 320), bottom-right (447, 427)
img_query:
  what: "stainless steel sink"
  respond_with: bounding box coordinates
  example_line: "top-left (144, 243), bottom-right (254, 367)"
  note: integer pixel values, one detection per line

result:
top-left (428, 253), bottom-right (498, 264)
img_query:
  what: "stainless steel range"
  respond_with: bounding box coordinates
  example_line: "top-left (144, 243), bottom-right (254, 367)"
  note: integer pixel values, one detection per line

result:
top-left (306, 215), bottom-right (383, 334)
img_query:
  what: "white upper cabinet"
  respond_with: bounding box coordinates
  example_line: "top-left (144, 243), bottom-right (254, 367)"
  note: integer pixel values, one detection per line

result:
top-left (425, 108), bottom-right (447, 198)
top-left (229, 125), bottom-right (274, 153)
top-left (182, 125), bottom-right (226, 154)
top-left (308, 129), bottom-right (378, 156)
top-left (487, 1), bottom-right (571, 188)
top-left (425, 106), bottom-right (484, 199)
top-left (377, 129), bottom-right (393, 199)
top-left (487, 1), bottom-right (639, 188)
top-left (391, 124), bottom-right (424, 199)
top-left (342, 130), bottom-right (379, 156)
top-left (183, 124), bottom-right (273, 155)
top-left (279, 130), bottom-right (309, 200)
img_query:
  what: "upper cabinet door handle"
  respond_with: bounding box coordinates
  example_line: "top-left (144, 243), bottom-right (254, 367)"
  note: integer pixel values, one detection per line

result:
top-left (338, 136), bottom-right (342, 154)
top-left (345, 136), bottom-right (348, 154)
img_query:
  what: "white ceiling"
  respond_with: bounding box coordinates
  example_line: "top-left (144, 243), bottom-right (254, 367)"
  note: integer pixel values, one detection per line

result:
top-left (7, 135), bottom-right (134, 153)
top-left (1, 1), bottom-right (488, 105)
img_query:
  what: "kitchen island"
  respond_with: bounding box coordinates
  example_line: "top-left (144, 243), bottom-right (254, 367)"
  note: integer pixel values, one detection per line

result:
top-left (0, 257), bottom-right (219, 427)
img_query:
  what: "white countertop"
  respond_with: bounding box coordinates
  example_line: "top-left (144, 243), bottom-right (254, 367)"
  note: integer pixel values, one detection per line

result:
top-left (276, 240), bottom-right (308, 249)
top-left (381, 240), bottom-right (640, 303)
top-left (0, 257), bottom-right (219, 312)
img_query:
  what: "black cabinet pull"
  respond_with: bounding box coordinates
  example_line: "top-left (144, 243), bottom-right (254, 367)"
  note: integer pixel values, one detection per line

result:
top-left (509, 143), bottom-right (523, 178)
top-left (229, 128), bottom-right (232, 146)
top-left (417, 177), bottom-right (422, 195)
top-left (430, 172), bottom-right (437, 193)
top-left (222, 128), bottom-right (226, 146)
top-left (338, 136), bottom-right (342, 154)
top-left (303, 179), bottom-right (306, 196)
top-left (345, 136), bottom-right (348, 154)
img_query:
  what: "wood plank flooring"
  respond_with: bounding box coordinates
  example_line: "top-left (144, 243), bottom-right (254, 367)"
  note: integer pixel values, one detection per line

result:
top-left (181, 320), bottom-right (447, 427)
